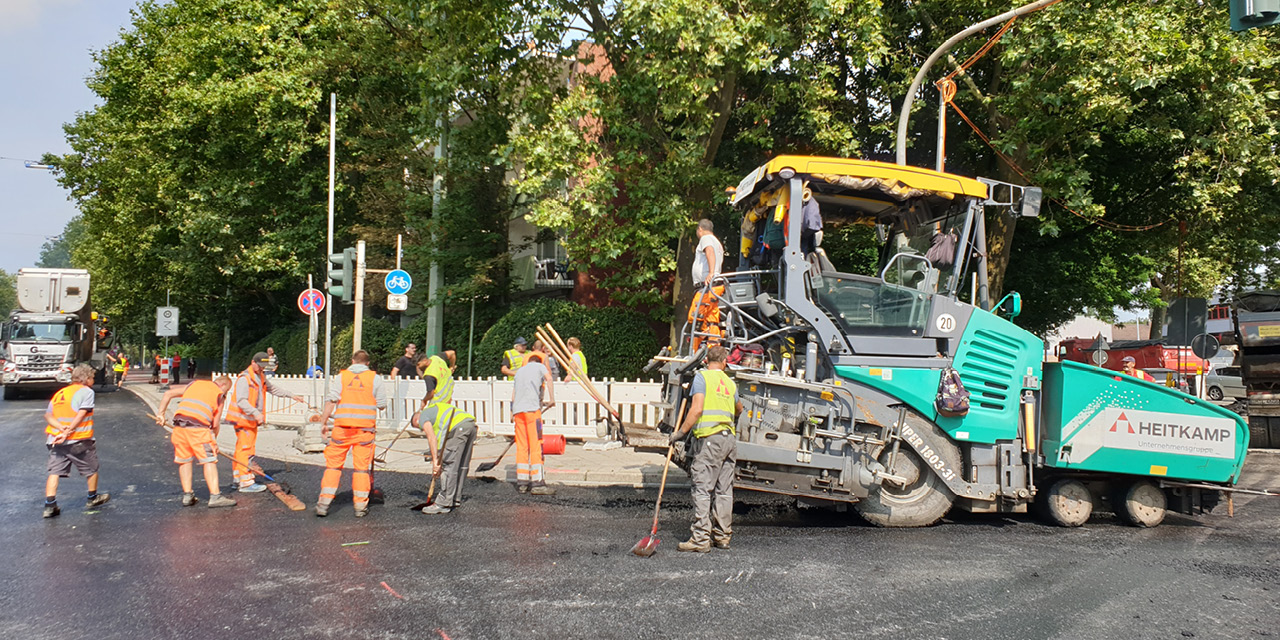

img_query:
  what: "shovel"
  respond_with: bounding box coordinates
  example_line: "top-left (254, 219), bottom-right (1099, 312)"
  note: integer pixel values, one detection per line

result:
top-left (409, 474), bottom-right (438, 511)
top-left (374, 420), bottom-right (414, 464)
top-left (474, 439), bottom-right (514, 473)
top-left (631, 444), bottom-right (676, 557)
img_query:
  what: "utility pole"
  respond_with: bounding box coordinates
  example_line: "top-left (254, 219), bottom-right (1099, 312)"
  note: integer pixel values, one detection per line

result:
top-left (354, 240), bottom-right (366, 352)
top-left (324, 92), bottom-right (336, 397)
top-left (425, 115), bottom-right (448, 356)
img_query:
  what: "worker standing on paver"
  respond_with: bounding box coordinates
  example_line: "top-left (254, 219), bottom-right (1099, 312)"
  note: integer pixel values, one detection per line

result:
top-left (412, 383), bottom-right (477, 515)
top-left (1121, 355), bottom-right (1156, 382)
top-left (225, 352), bottom-right (304, 493)
top-left (42, 364), bottom-right (110, 518)
top-left (668, 346), bottom-right (741, 552)
top-left (501, 337), bottom-right (528, 379)
top-left (313, 350), bottom-right (388, 517)
top-left (564, 337), bottom-right (588, 381)
top-left (511, 343), bottom-right (555, 495)
top-left (156, 376), bottom-right (237, 508)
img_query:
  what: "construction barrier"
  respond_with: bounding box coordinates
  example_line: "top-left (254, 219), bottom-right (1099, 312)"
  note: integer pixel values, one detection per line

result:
top-left (210, 373), bottom-right (663, 439)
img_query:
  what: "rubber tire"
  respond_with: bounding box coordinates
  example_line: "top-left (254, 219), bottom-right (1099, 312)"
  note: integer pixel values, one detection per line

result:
top-left (1037, 478), bottom-right (1093, 527)
top-left (2, 385), bottom-right (17, 401)
top-left (1207, 386), bottom-right (1224, 401)
top-left (856, 418), bottom-right (959, 528)
top-left (1114, 479), bottom-right (1167, 528)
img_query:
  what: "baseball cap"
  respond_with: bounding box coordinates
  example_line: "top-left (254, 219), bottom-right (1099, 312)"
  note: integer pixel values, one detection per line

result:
top-left (1121, 356), bottom-right (1136, 363)
top-left (252, 351), bottom-right (270, 366)
top-left (514, 336), bottom-right (528, 346)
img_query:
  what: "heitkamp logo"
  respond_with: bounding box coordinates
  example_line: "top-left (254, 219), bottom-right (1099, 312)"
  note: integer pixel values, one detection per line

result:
top-left (1109, 412), bottom-right (1135, 434)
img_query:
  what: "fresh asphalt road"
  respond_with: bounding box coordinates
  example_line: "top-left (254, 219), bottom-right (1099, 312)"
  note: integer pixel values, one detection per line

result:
top-left (1, 389), bottom-right (1278, 640)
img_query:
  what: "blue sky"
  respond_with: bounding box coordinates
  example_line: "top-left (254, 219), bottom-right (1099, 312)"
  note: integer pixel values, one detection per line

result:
top-left (0, 0), bottom-right (139, 273)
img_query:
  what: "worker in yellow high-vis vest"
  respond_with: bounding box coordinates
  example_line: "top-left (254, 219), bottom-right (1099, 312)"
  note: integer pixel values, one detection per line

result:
top-left (501, 337), bottom-right (528, 379)
top-left (411, 389), bottom-right (477, 515)
top-left (668, 345), bottom-right (742, 552)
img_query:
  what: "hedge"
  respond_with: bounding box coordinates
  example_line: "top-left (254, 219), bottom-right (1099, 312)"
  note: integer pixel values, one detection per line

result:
top-left (474, 298), bottom-right (661, 380)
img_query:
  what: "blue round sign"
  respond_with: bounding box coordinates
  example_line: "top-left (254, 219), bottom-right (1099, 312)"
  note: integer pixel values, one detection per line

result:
top-left (384, 269), bottom-right (412, 295)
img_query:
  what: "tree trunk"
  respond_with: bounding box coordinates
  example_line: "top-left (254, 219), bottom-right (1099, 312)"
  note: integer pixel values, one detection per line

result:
top-left (1147, 306), bottom-right (1164, 341)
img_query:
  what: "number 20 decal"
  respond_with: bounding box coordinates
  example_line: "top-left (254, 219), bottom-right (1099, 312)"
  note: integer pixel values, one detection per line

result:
top-left (935, 313), bottom-right (956, 334)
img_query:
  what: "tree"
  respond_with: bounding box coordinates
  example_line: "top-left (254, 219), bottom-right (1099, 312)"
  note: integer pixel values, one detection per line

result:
top-left (0, 269), bottom-right (16, 315)
top-left (36, 217), bottom-right (87, 269)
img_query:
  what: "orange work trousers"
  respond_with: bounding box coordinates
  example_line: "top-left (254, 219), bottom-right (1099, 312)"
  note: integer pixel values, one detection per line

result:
top-left (233, 427), bottom-right (258, 488)
top-left (687, 285), bottom-right (724, 349)
top-left (318, 427), bottom-right (376, 509)
top-left (513, 411), bottom-right (544, 487)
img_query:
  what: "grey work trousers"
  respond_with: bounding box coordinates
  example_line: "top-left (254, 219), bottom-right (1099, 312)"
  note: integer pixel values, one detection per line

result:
top-left (434, 419), bottom-right (477, 509)
top-left (689, 430), bottom-right (736, 545)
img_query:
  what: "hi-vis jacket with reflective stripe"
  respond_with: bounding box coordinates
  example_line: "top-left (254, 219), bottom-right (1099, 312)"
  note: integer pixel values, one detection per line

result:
top-left (334, 369), bottom-right (379, 430)
top-left (423, 355), bottom-right (454, 405)
top-left (504, 348), bottom-right (524, 379)
top-left (224, 369), bottom-right (263, 428)
top-left (693, 369), bottom-right (738, 439)
top-left (47, 384), bottom-right (94, 441)
top-left (418, 402), bottom-right (475, 445)
top-left (174, 380), bottom-right (224, 427)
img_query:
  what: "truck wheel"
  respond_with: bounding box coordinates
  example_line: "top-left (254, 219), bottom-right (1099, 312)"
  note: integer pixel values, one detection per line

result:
top-left (1207, 386), bottom-right (1223, 401)
top-left (1114, 479), bottom-right (1167, 528)
top-left (856, 421), bottom-right (959, 528)
top-left (1037, 478), bottom-right (1093, 527)
top-left (2, 386), bottom-right (17, 401)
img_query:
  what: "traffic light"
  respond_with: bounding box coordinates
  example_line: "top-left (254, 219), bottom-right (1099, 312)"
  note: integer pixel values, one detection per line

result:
top-left (1231, 0), bottom-right (1280, 31)
top-left (328, 247), bottom-right (355, 304)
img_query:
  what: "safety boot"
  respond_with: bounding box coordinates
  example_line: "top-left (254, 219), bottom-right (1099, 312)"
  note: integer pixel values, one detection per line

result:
top-left (42, 504), bottom-right (60, 519)
top-left (86, 493), bottom-right (110, 508)
top-left (181, 492), bottom-right (198, 507)
top-left (421, 504), bottom-right (452, 515)
top-left (315, 502), bottom-right (330, 517)
top-left (712, 538), bottom-right (731, 550)
top-left (353, 507), bottom-right (369, 518)
top-left (677, 539), bottom-right (710, 553)
top-left (207, 494), bottom-right (237, 508)
top-left (530, 485), bottom-right (556, 496)
top-left (516, 484), bottom-right (530, 494)
top-left (239, 483), bottom-right (267, 493)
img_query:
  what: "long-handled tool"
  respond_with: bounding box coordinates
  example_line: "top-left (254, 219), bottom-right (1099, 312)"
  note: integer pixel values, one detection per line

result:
top-left (474, 439), bottom-right (515, 473)
top-left (536, 325), bottom-right (620, 421)
top-left (632, 445), bottom-right (676, 557)
top-left (631, 391), bottom-right (687, 557)
top-left (409, 474), bottom-right (439, 511)
top-left (373, 420), bottom-right (414, 464)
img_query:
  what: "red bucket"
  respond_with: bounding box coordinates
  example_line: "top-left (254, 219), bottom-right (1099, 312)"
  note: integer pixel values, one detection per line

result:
top-left (541, 434), bottom-right (566, 456)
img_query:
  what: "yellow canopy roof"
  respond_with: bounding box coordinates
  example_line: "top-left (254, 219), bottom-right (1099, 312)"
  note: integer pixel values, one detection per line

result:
top-left (732, 155), bottom-right (989, 206)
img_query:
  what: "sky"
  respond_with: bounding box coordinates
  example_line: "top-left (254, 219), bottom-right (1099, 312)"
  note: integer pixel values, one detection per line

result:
top-left (0, 0), bottom-right (140, 274)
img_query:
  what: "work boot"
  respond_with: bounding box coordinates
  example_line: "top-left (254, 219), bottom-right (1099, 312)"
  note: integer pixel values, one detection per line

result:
top-left (86, 493), bottom-right (110, 508)
top-left (677, 539), bottom-right (710, 553)
top-left (354, 507), bottom-right (369, 518)
top-left (239, 483), bottom-right (267, 494)
top-left (207, 494), bottom-right (237, 508)
top-left (42, 503), bottom-right (60, 519)
top-left (530, 485), bottom-right (556, 496)
top-left (315, 502), bottom-right (329, 517)
top-left (181, 492), bottom-right (198, 507)
top-left (517, 484), bottom-right (530, 494)
top-left (712, 538), bottom-right (731, 550)
top-left (421, 504), bottom-right (452, 515)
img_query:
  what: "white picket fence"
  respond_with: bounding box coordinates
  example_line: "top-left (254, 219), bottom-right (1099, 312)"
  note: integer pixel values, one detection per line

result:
top-left (214, 373), bottom-right (664, 440)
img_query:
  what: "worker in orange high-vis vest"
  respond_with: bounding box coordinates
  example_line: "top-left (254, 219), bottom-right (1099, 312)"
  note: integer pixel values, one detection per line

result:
top-left (157, 376), bottom-right (238, 508)
top-left (313, 350), bottom-right (388, 517)
top-left (43, 364), bottom-right (110, 519)
top-left (224, 352), bottom-right (305, 494)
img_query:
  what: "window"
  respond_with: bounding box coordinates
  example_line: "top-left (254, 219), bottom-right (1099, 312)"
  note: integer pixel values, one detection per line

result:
top-left (812, 272), bottom-right (931, 337)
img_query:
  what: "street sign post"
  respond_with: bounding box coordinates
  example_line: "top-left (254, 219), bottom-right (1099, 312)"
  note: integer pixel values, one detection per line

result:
top-left (156, 306), bottom-right (179, 337)
top-left (298, 288), bottom-right (326, 316)
top-left (384, 269), bottom-right (412, 296)
top-left (1191, 333), bottom-right (1221, 361)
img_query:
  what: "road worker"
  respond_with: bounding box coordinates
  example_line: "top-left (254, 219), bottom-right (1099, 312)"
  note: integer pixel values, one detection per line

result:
top-left (225, 352), bottom-right (304, 493)
top-left (1121, 356), bottom-right (1156, 382)
top-left (111, 354), bottom-right (127, 387)
top-left (313, 350), bottom-right (388, 517)
top-left (43, 364), bottom-right (110, 518)
top-left (564, 337), bottom-right (588, 381)
top-left (501, 336), bottom-right (528, 379)
top-left (422, 347), bottom-right (457, 405)
top-left (411, 382), bottom-right (477, 515)
top-left (511, 342), bottom-right (555, 495)
top-left (157, 377), bottom-right (237, 508)
top-left (668, 345), bottom-right (742, 552)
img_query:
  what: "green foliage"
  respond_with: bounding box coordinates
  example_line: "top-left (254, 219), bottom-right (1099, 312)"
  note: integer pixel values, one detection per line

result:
top-left (36, 217), bottom-right (87, 269)
top-left (819, 224), bottom-right (880, 276)
top-left (332, 318), bottom-right (403, 374)
top-left (475, 298), bottom-right (661, 380)
top-left (0, 269), bottom-right (16, 315)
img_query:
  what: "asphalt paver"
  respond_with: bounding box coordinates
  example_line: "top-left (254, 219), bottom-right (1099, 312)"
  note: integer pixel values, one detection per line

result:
top-left (1, 389), bottom-right (1278, 639)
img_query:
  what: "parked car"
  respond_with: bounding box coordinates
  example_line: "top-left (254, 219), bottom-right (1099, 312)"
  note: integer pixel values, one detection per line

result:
top-left (1206, 366), bottom-right (1246, 401)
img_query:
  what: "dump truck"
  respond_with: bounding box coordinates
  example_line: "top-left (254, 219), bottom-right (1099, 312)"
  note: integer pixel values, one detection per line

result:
top-left (649, 156), bottom-right (1249, 528)
top-left (1234, 290), bottom-right (1280, 448)
top-left (1, 268), bottom-right (109, 399)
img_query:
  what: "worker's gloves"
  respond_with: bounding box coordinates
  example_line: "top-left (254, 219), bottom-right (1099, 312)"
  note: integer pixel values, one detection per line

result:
top-left (668, 430), bottom-right (685, 445)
